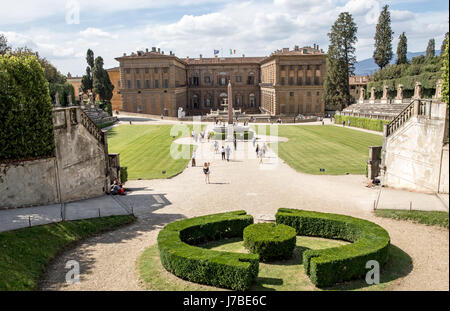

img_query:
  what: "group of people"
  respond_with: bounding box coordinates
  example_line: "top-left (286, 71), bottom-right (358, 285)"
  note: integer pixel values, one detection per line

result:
top-left (191, 129), bottom-right (210, 143)
top-left (110, 178), bottom-right (125, 195)
top-left (255, 143), bottom-right (267, 164)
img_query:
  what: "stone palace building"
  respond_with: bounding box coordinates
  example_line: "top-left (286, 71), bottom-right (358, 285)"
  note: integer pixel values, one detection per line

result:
top-left (109, 45), bottom-right (327, 117)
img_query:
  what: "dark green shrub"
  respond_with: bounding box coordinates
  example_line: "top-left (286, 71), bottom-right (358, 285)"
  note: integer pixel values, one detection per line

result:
top-left (120, 166), bottom-right (128, 184)
top-left (157, 211), bottom-right (259, 290)
top-left (334, 115), bottom-right (389, 132)
top-left (243, 223), bottom-right (296, 261)
top-left (276, 208), bottom-right (390, 287)
top-left (0, 54), bottom-right (55, 162)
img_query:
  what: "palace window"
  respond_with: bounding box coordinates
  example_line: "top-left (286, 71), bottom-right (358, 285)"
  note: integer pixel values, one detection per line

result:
top-left (306, 77), bottom-right (311, 85)
top-left (281, 77), bottom-right (285, 85)
top-left (155, 79), bottom-right (159, 88)
top-left (118, 81), bottom-right (120, 87)
top-left (314, 77), bottom-right (320, 85)
top-left (317, 91), bottom-right (320, 96)
top-left (126, 68), bottom-right (130, 74)
top-left (192, 77), bottom-right (199, 86)
top-left (145, 68), bottom-right (149, 74)
top-left (136, 68), bottom-right (140, 74)
top-left (154, 68), bottom-right (158, 73)
top-left (236, 76), bottom-right (242, 83)
top-left (289, 77), bottom-right (294, 85)
top-left (297, 77), bottom-right (302, 85)
top-left (220, 77), bottom-right (227, 86)
top-left (163, 67), bottom-right (168, 73)
top-left (247, 76), bottom-right (254, 85)
top-left (164, 79), bottom-right (169, 88)
top-left (290, 92), bottom-right (294, 97)
top-left (136, 80), bottom-right (141, 89)
top-left (249, 93), bottom-right (255, 107)
top-left (127, 80), bottom-right (131, 89)
top-left (205, 76), bottom-right (211, 83)
top-left (235, 96), bottom-right (241, 106)
top-left (192, 94), bottom-right (199, 109)
top-left (145, 80), bottom-right (150, 89)
top-left (205, 98), bottom-right (212, 107)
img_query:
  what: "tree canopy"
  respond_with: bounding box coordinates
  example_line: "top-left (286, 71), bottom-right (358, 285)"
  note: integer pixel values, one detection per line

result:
top-left (426, 38), bottom-right (436, 58)
top-left (442, 35), bottom-right (449, 104)
top-left (373, 5), bottom-right (394, 69)
top-left (323, 12), bottom-right (358, 111)
top-left (396, 32), bottom-right (408, 65)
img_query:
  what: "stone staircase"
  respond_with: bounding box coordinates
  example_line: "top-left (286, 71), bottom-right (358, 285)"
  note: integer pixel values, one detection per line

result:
top-left (83, 107), bottom-right (117, 125)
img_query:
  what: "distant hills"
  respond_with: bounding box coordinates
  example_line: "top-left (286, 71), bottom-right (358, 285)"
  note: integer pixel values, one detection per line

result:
top-left (354, 50), bottom-right (442, 76)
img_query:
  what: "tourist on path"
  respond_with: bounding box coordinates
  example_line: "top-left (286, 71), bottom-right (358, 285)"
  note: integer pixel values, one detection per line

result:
top-left (262, 143), bottom-right (267, 157)
top-left (221, 146), bottom-right (226, 160)
top-left (226, 145), bottom-right (231, 162)
top-left (342, 121), bottom-right (345, 127)
top-left (252, 136), bottom-right (256, 147)
top-left (203, 162), bottom-right (210, 184)
top-left (233, 138), bottom-right (237, 150)
top-left (348, 120), bottom-right (351, 127)
top-left (255, 144), bottom-right (260, 157)
top-left (191, 149), bottom-right (196, 167)
top-left (214, 141), bottom-right (219, 154)
top-left (258, 149), bottom-right (264, 164)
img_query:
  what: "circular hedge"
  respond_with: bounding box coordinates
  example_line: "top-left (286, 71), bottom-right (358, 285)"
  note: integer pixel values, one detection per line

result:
top-left (243, 223), bottom-right (296, 261)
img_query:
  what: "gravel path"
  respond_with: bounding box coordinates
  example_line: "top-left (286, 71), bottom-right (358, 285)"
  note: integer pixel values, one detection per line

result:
top-left (40, 124), bottom-right (449, 291)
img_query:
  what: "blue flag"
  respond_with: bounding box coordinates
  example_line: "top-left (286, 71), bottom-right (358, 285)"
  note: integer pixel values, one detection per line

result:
top-left (214, 50), bottom-right (220, 55)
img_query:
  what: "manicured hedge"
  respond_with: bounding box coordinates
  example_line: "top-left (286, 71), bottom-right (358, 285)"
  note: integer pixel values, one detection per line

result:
top-left (0, 54), bottom-right (55, 162)
top-left (243, 223), bottom-right (296, 261)
top-left (157, 211), bottom-right (259, 290)
top-left (334, 115), bottom-right (389, 132)
top-left (276, 208), bottom-right (390, 287)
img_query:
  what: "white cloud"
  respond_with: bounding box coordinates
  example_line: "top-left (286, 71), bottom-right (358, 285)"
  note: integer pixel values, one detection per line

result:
top-left (1, 0), bottom-right (448, 75)
top-left (80, 28), bottom-right (117, 39)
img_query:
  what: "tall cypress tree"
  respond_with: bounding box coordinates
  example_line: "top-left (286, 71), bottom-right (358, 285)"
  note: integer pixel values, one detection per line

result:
top-left (81, 49), bottom-right (95, 101)
top-left (396, 32), bottom-right (408, 65)
top-left (373, 5), bottom-right (394, 69)
top-left (323, 12), bottom-right (358, 111)
top-left (442, 36), bottom-right (449, 105)
top-left (441, 32), bottom-right (449, 56)
top-left (426, 38), bottom-right (435, 58)
top-left (93, 56), bottom-right (114, 114)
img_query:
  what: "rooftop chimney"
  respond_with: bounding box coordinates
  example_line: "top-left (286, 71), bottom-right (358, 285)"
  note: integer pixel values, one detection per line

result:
top-left (152, 47), bottom-right (156, 52)
top-left (146, 48), bottom-right (148, 52)
top-left (242, 54), bottom-right (245, 58)
top-left (123, 53), bottom-right (126, 56)
top-left (170, 51), bottom-right (173, 55)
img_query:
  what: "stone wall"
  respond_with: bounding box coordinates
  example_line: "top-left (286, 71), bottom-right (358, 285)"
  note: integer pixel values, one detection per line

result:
top-left (382, 100), bottom-right (448, 193)
top-left (0, 107), bottom-right (116, 209)
top-left (439, 144), bottom-right (449, 194)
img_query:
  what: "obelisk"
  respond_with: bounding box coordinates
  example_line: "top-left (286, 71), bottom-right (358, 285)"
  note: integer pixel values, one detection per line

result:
top-left (228, 80), bottom-right (233, 125)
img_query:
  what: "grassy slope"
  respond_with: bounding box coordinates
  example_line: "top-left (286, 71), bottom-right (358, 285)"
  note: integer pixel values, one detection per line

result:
top-left (375, 209), bottom-right (449, 229)
top-left (254, 125), bottom-right (382, 175)
top-left (0, 215), bottom-right (136, 291)
top-left (140, 236), bottom-right (411, 291)
top-left (107, 125), bottom-right (194, 180)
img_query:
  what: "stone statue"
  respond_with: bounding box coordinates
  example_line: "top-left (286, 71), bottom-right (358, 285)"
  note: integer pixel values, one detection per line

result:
top-left (67, 94), bottom-right (73, 106)
top-left (370, 87), bottom-right (376, 100)
top-left (413, 82), bottom-right (422, 99)
top-left (359, 87), bottom-right (366, 102)
top-left (382, 85), bottom-right (389, 100)
top-left (434, 79), bottom-right (443, 99)
top-left (396, 84), bottom-right (403, 100)
top-left (55, 91), bottom-right (61, 107)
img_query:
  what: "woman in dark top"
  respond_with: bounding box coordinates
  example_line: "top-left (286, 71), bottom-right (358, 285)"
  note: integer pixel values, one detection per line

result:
top-left (203, 162), bottom-right (210, 184)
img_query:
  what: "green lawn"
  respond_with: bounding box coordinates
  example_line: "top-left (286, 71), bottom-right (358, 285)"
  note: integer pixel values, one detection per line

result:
top-left (253, 125), bottom-right (383, 175)
top-left (375, 209), bottom-right (449, 229)
top-left (139, 236), bottom-right (412, 291)
top-left (0, 215), bottom-right (136, 291)
top-left (107, 124), bottom-right (196, 180)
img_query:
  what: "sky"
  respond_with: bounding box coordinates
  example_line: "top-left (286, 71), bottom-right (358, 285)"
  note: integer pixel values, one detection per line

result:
top-left (1, 0), bottom-right (448, 76)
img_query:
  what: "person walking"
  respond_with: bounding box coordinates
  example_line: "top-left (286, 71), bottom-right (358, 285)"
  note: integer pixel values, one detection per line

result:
top-left (221, 146), bottom-right (226, 160)
top-left (252, 136), bottom-right (256, 147)
top-left (191, 149), bottom-right (196, 167)
top-left (348, 120), bottom-right (351, 127)
top-left (255, 144), bottom-right (260, 157)
top-left (258, 148), bottom-right (264, 164)
top-left (233, 138), bottom-right (237, 150)
top-left (262, 143), bottom-right (267, 157)
top-left (203, 162), bottom-right (210, 184)
top-left (342, 121), bottom-right (345, 127)
top-left (214, 140), bottom-right (219, 154)
top-left (226, 145), bottom-right (231, 162)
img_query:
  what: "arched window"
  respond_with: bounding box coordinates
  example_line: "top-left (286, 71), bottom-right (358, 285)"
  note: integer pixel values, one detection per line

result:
top-left (249, 93), bottom-right (255, 107)
top-left (192, 94), bottom-right (199, 109)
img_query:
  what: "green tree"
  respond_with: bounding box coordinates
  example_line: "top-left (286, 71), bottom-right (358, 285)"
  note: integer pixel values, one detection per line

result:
top-left (81, 49), bottom-right (95, 99)
top-left (323, 12), bottom-right (358, 110)
top-left (93, 56), bottom-right (114, 115)
top-left (441, 32), bottom-right (449, 55)
top-left (426, 38), bottom-right (436, 58)
top-left (373, 5), bottom-right (394, 69)
top-left (396, 32), bottom-right (408, 65)
top-left (0, 33), bottom-right (11, 55)
top-left (0, 54), bottom-right (55, 161)
top-left (442, 36), bottom-right (449, 104)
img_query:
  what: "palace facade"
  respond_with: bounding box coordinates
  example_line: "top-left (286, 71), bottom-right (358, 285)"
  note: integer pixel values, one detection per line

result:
top-left (112, 45), bottom-right (327, 117)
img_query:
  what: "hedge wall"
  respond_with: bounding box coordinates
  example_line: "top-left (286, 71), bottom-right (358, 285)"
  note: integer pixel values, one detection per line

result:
top-left (0, 54), bottom-right (55, 162)
top-left (157, 211), bottom-right (259, 290)
top-left (334, 115), bottom-right (389, 132)
top-left (243, 223), bottom-right (296, 261)
top-left (276, 208), bottom-right (390, 287)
